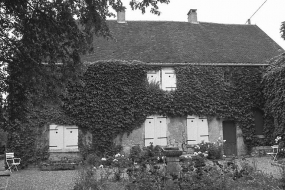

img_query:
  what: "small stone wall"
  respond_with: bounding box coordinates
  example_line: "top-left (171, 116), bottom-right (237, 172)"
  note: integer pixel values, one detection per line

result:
top-left (251, 146), bottom-right (273, 157)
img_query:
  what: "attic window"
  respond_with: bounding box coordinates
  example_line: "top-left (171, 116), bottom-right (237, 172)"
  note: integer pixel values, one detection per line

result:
top-left (147, 68), bottom-right (177, 91)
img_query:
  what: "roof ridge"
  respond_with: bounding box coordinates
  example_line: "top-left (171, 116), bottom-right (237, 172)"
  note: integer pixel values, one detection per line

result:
top-left (107, 19), bottom-right (257, 26)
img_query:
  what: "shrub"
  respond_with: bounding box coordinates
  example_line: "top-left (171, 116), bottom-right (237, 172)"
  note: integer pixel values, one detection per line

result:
top-left (194, 139), bottom-right (224, 160)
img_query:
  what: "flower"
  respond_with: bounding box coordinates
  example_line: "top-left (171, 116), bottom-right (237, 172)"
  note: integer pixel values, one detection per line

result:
top-left (223, 140), bottom-right (226, 142)
top-left (101, 158), bottom-right (106, 161)
top-left (99, 164), bottom-right (104, 168)
top-left (194, 152), bottom-right (198, 156)
top-left (275, 136), bottom-right (282, 143)
top-left (115, 153), bottom-right (121, 158)
top-left (113, 159), bottom-right (118, 162)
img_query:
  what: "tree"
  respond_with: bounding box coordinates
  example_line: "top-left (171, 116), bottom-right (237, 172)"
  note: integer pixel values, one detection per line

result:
top-left (0, 0), bottom-right (170, 100)
top-left (281, 21), bottom-right (285, 41)
top-left (0, 0), bottom-right (170, 118)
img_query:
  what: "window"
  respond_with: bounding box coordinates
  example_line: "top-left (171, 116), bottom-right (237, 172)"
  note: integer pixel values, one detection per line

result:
top-left (147, 67), bottom-right (176, 91)
top-left (144, 115), bottom-right (167, 146)
top-left (49, 125), bottom-right (78, 151)
top-left (186, 116), bottom-right (209, 144)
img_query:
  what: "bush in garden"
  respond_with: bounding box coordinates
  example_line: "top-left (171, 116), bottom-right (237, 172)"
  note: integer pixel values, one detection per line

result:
top-left (194, 138), bottom-right (224, 160)
top-left (85, 154), bottom-right (101, 167)
top-left (73, 166), bottom-right (101, 190)
top-left (129, 145), bottom-right (142, 163)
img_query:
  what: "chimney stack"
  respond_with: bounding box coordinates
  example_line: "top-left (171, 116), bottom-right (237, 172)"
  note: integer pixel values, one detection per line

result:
top-left (117, 8), bottom-right (126, 23)
top-left (187, 9), bottom-right (198, 24)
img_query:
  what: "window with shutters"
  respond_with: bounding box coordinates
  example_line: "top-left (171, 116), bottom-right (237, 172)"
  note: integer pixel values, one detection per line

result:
top-left (186, 116), bottom-right (209, 145)
top-left (147, 68), bottom-right (176, 91)
top-left (144, 115), bottom-right (167, 146)
top-left (49, 125), bottom-right (79, 152)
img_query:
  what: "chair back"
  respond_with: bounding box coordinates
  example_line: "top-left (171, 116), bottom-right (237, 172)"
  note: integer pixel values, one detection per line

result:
top-left (6, 153), bottom-right (14, 160)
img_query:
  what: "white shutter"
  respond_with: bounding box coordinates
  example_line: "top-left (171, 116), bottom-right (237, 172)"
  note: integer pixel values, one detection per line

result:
top-left (198, 117), bottom-right (209, 143)
top-left (145, 117), bottom-right (155, 146)
top-left (155, 116), bottom-right (167, 146)
top-left (147, 70), bottom-right (160, 85)
top-left (186, 116), bottom-right (198, 145)
top-left (64, 126), bottom-right (78, 149)
top-left (162, 68), bottom-right (176, 91)
top-left (49, 125), bottom-right (63, 149)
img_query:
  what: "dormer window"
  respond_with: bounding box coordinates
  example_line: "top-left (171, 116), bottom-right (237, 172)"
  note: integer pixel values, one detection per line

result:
top-left (147, 67), bottom-right (176, 91)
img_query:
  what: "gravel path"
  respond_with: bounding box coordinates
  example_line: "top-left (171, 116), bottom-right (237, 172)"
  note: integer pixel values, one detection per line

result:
top-left (2, 169), bottom-right (78, 190)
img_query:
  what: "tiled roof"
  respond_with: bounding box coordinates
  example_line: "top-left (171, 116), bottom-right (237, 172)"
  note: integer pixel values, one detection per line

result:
top-left (83, 20), bottom-right (283, 64)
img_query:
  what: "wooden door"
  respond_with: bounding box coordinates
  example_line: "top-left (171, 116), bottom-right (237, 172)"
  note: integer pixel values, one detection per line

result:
top-left (223, 121), bottom-right (237, 156)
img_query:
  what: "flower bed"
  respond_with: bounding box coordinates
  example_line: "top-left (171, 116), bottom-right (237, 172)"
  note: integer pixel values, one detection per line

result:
top-left (40, 161), bottom-right (79, 171)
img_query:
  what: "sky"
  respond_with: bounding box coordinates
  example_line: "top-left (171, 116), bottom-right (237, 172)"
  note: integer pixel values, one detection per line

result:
top-left (110, 0), bottom-right (285, 50)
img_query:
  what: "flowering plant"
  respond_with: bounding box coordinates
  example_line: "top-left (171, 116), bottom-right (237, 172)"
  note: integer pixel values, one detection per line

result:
top-left (275, 136), bottom-right (281, 144)
top-left (193, 138), bottom-right (225, 160)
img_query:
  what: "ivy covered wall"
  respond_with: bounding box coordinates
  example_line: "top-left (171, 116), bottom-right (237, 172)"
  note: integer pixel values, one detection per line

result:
top-left (5, 59), bottom-right (273, 164)
top-left (64, 60), bottom-right (268, 155)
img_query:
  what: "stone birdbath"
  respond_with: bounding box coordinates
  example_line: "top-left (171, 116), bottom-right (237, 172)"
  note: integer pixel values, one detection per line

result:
top-left (163, 147), bottom-right (183, 176)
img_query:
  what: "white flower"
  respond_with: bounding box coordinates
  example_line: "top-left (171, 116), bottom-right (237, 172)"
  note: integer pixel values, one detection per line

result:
top-left (223, 140), bottom-right (226, 142)
top-left (194, 152), bottom-right (198, 156)
top-left (113, 159), bottom-right (118, 162)
top-left (99, 165), bottom-right (104, 168)
top-left (134, 162), bottom-right (137, 165)
top-left (101, 158), bottom-right (106, 161)
top-left (115, 153), bottom-right (120, 158)
top-left (198, 151), bottom-right (202, 154)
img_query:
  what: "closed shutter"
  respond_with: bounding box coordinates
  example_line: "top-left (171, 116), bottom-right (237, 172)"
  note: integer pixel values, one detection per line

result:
top-left (64, 126), bottom-right (78, 149)
top-left (155, 116), bottom-right (167, 146)
top-left (186, 116), bottom-right (198, 144)
top-left (162, 68), bottom-right (176, 91)
top-left (49, 125), bottom-right (64, 149)
top-left (198, 117), bottom-right (209, 142)
top-left (145, 117), bottom-right (155, 146)
top-left (147, 70), bottom-right (160, 85)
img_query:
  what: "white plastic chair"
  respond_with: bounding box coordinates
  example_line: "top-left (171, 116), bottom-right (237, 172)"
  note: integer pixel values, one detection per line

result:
top-left (6, 153), bottom-right (21, 172)
top-left (267, 145), bottom-right (279, 161)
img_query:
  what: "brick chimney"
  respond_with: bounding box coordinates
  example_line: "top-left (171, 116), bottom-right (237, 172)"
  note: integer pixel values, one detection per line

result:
top-left (117, 9), bottom-right (126, 23)
top-left (187, 9), bottom-right (198, 24)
